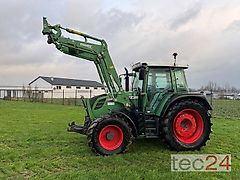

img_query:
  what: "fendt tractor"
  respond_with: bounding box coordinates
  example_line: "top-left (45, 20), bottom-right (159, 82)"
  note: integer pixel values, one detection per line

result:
top-left (42, 17), bottom-right (212, 155)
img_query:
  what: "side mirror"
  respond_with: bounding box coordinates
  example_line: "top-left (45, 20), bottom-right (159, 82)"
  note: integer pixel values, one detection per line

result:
top-left (139, 67), bottom-right (145, 80)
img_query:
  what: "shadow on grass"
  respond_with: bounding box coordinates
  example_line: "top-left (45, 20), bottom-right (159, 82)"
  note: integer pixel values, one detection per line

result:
top-left (130, 137), bottom-right (175, 154)
top-left (65, 135), bottom-right (174, 157)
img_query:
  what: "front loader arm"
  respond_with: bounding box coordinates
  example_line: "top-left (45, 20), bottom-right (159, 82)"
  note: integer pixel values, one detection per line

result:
top-left (42, 17), bottom-right (123, 96)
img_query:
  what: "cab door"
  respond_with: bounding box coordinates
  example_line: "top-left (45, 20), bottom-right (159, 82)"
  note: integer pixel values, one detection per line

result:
top-left (146, 68), bottom-right (173, 113)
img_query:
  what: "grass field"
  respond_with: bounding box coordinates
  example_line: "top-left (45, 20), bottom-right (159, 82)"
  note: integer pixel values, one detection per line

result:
top-left (0, 100), bottom-right (239, 179)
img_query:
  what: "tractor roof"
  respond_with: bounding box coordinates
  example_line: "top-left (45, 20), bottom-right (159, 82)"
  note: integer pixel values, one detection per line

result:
top-left (132, 62), bottom-right (188, 71)
top-left (148, 65), bottom-right (188, 69)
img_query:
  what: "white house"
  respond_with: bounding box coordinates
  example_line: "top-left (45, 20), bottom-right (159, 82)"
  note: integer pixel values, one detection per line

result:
top-left (0, 86), bottom-right (25, 99)
top-left (29, 76), bottom-right (105, 98)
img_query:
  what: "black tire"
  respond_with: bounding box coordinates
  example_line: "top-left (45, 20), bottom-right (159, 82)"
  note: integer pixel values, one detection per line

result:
top-left (87, 115), bottom-right (133, 155)
top-left (163, 99), bottom-right (212, 151)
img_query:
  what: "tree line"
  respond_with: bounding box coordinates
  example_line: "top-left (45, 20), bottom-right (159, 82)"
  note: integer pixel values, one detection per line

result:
top-left (191, 81), bottom-right (240, 93)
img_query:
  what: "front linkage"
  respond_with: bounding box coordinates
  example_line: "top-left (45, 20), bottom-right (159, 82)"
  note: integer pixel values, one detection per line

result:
top-left (67, 116), bottom-right (92, 135)
top-left (67, 96), bottom-right (93, 135)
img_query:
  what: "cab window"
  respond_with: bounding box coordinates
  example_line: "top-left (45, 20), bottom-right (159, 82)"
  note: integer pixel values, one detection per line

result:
top-left (147, 69), bottom-right (172, 102)
top-left (175, 69), bottom-right (188, 91)
top-left (147, 69), bottom-right (172, 92)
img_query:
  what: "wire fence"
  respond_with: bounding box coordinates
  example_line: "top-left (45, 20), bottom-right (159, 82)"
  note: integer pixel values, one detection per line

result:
top-left (0, 88), bottom-right (103, 106)
top-left (0, 88), bottom-right (217, 106)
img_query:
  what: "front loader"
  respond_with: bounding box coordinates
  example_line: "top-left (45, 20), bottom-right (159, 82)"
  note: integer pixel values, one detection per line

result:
top-left (42, 17), bottom-right (212, 155)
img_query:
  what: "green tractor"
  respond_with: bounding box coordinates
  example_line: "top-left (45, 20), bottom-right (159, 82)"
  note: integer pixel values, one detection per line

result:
top-left (42, 17), bottom-right (212, 155)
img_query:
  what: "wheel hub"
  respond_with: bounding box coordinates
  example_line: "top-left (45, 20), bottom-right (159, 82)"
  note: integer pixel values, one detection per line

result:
top-left (98, 125), bottom-right (124, 151)
top-left (106, 132), bottom-right (114, 140)
top-left (175, 114), bottom-right (197, 138)
top-left (173, 109), bottom-right (204, 144)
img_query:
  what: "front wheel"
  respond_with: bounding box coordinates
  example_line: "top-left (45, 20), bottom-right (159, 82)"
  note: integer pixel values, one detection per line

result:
top-left (87, 116), bottom-right (133, 155)
top-left (163, 100), bottom-right (212, 151)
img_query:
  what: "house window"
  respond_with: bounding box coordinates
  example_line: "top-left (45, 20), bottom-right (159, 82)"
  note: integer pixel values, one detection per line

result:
top-left (94, 87), bottom-right (98, 90)
top-left (66, 86), bottom-right (71, 89)
top-left (76, 86), bottom-right (81, 89)
top-left (85, 87), bottom-right (90, 89)
top-left (56, 86), bottom-right (61, 90)
top-left (101, 87), bottom-right (105, 90)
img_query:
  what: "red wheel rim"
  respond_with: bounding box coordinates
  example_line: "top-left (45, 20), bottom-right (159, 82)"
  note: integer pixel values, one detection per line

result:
top-left (173, 109), bottom-right (204, 144)
top-left (99, 125), bottom-right (124, 151)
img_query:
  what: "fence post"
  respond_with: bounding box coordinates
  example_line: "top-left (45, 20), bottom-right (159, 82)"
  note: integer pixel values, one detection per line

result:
top-left (90, 89), bottom-right (92, 98)
top-left (41, 90), bottom-right (43, 103)
top-left (75, 90), bottom-right (77, 106)
top-left (210, 89), bottom-right (213, 106)
top-left (34, 90), bottom-right (37, 102)
top-left (23, 89), bottom-right (25, 102)
top-left (33, 90), bottom-right (35, 102)
top-left (63, 90), bottom-right (65, 105)
top-left (51, 90), bottom-right (53, 104)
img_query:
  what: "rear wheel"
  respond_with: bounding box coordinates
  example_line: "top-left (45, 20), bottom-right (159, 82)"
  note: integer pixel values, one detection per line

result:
top-left (87, 116), bottom-right (133, 155)
top-left (163, 100), bottom-right (212, 151)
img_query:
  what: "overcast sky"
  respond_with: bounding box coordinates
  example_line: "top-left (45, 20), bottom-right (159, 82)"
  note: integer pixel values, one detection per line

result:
top-left (0, 0), bottom-right (240, 88)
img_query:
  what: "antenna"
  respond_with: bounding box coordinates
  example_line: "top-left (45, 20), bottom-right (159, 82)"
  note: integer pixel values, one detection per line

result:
top-left (173, 53), bottom-right (178, 66)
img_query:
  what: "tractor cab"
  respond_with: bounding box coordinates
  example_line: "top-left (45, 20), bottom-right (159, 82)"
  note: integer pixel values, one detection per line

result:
top-left (131, 62), bottom-right (189, 113)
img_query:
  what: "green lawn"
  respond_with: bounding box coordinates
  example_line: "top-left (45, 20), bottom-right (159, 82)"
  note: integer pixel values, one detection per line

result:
top-left (0, 100), bottom-right (239, 179)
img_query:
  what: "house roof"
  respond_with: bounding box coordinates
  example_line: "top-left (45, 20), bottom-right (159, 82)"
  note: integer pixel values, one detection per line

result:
top-left (29, 76), bottom-right (104, 87)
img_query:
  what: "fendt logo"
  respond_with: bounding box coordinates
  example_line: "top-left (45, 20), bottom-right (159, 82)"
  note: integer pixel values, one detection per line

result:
top-left (171, 154), bottom-right (231, 172)
top-left (79, 43), bottom-right (92, 49)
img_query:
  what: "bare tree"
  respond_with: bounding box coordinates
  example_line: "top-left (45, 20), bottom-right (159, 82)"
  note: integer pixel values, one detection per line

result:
top-left (22, 84), bottom-right (26, 98)
top-left (26, 85), bottom-right (32, 100)
top-left (200, 81), bottom-right (239, 93)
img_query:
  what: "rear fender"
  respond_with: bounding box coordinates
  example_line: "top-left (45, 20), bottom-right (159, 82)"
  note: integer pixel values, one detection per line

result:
top-left (160, 94), bottom-right (212, 118)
